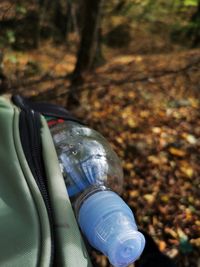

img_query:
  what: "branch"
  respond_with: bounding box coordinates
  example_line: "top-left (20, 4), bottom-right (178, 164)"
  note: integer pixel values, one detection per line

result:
top-left (10, 73), bottom-right (69, 90)
top-left (106, 57), bottom-right (200, 86)
top-left (27, 57), bottom-right (200, 101)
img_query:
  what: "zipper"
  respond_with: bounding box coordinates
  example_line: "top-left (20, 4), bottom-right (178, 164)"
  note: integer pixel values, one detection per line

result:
top-left (19, 109), bottom-right (55, 266)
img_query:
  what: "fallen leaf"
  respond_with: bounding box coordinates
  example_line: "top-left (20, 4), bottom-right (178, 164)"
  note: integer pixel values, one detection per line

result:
top-left (166, 248), bottom-right (179, 258)
top-left (164, 227), bottom-right (178, 238)
top-left (180, 166), bottom-right (194, 178)
top-left (140, 110), bottom-right (150, 118)
top-left (177, 227), bottom-right (188, 240)
top-left (152, 127), bottom-right (162, 134)
top-left (144, 194), bottom-right (155, 204)
top-left (190, 238), bottom-right (200, 247)
top-left (158, 240), bottom-right (167, 252)
top-left (161, 195), bottom-right (169, 203)
top-left (182, 134), bottom-right (197, 144)
top-left (148, 155), bottom-right (160, 164)
top-left (169, 147), bottom-right (186, 157)
top-left (128, 190), bottom-right (139, 198)
top-left (127, 117), bottom-right (137, 128)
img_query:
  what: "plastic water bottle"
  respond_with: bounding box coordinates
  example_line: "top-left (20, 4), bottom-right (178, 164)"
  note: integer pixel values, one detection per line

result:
top-left (48, 119), bottom-right (145, 267)
top-left (49, 119), bottom-right (124, 197)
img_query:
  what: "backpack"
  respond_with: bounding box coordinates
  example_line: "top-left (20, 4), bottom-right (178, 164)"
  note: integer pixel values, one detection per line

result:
top-left (0, 94), bottom-right (93, 267)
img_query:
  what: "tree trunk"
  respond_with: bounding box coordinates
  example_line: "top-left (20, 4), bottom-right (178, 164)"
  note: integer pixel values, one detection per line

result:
top-left (67, 0), bottom-right (104, 108)
top-left (53, 0), bottom-right (69, 42)
top-left (191, 0), bottom-right (200, 47)
top-left (0, 51), bottom-right (9, 93)
top-left (72, 0), bottom-right (103, 81)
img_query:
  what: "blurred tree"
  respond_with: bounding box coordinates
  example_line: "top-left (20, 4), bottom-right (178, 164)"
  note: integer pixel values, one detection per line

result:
top-left (170, 0), bottom-right (200, 47)
top-left (0, 7), bottom-right (40, 50)
top-left (37, 0), bottom-right (77, 43)
top-left (38, 0), bottom-right (68, 42)
top-left (67, 0), bottom-right (104, 107)
top-left (0, 51), bottom-right (9, 93)
top-left (53, 0), bottom-right (69, 41)
top-left (71, 0), bottom-right (104, 82)
top-left (189, 0), bottom-right (200, 46)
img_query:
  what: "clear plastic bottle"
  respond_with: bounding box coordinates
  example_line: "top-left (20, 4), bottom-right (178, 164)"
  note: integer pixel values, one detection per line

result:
top-left (48, 119), bottom-right (145, 267)
top-left (49, 119), bottom-right (124, 197)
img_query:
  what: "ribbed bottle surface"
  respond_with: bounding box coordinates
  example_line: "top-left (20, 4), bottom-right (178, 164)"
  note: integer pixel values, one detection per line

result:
top-left (50, 120), bottom-right (123, 196)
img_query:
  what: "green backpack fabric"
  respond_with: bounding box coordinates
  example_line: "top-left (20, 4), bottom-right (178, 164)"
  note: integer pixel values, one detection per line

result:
top-left (0, 95), bottom-right (92, 267)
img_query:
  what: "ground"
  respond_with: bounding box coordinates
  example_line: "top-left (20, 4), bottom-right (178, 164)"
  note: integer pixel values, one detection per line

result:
top-left (2, 43), bottom-right (200, 267)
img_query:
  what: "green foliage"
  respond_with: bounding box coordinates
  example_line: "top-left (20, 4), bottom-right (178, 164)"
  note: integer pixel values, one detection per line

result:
top-left (172, 0), bottom-right (199, 11)
top-left (16, 4), bottom-right (27, 15)
top-left (183, 0), bottom-right (198, 7)
top-left (108, 0), bottom-right (179, 24)
top-left (6, 30), bottom-right (16, 44)
top-left (7, 54), bottom-right (18, 64)
top-left (106, 0), bottom-right (200, 47)
top-left (170, 0), bottom-right (200, 47)
top-left (0, 0), bottom-right (199, 52)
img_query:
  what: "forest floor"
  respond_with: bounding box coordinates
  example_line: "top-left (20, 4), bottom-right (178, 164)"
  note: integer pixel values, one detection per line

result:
top-left (2, 43), bottom-right (200, 267)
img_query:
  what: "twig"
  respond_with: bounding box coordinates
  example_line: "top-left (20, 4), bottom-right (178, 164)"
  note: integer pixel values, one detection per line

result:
top-left (11, 73), bottom-right (69, 89)
top-left (107, 57), bottom-right (200, 86)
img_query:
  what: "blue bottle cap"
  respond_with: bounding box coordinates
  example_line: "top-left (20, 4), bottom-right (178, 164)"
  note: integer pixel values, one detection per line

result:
top-left (77, 189), bottom-right (145, 267)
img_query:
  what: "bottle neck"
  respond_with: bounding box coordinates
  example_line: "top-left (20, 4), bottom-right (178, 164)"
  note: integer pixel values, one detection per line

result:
top-left (74, 185), bottom-right (111, 217)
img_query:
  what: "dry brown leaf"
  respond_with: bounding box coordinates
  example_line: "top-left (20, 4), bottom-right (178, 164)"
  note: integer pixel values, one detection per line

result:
top-left (128, 190), bottom-right (139, 198)
top-left (180, 166), bottom-right (194, 178)
top-left (190, 238), bottom-right (200, 247)
top-left (168, 147), bottom-right (186, 157)
top-left (158, 240), bottom-right (167, 252)
top-left (164, 227), bottom-right (178, 238)
top-left (144, 194), bottom-right (155, 204)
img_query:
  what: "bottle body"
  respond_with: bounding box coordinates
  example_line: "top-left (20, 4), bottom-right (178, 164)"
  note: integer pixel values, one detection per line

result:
top-left (50, 120), bottom-right (123, 196)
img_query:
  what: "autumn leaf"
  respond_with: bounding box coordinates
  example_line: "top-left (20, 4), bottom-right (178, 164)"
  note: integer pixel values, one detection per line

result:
top-left (168, 147), bottom-right (186, 157)
top-left (164, 227), bottom-right (178, 238)
top-left (144, 194), bottom-right (155, 204)
top-left (180, 166), bottom-right (194, 178)
top-left (158, 240), bottom-right (167, 252)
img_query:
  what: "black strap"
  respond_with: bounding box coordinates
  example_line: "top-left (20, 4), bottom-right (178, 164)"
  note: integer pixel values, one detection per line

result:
top-left (12, 95), bottom-right (82, 124)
